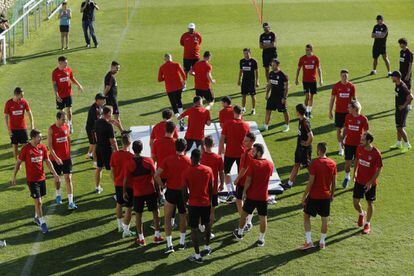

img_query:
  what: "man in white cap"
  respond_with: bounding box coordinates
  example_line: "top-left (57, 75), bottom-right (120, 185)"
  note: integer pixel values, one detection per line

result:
top-left (180, 23), bottom-right (202, 90)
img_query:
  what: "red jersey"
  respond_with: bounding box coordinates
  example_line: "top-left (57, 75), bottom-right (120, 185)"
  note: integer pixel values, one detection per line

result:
top-left (236, 148), bottom-right (253, 187)
top-left (193, 60), bottom-right (212, 90)
top-left (344, 114), bottom-right (369, 146)
top-left (245, 159), bottom-right (274, 201)
top-left (160, 154), bottom-right (191, 190)
top-left (151, 121), bottom-right (179, 143)
top-left (180, 32), bottom-right (202, 60)
top-left (19, 143), bottom-right (49, 183)
top-left (200, 151), bottom-right (224, 194)
top-left (124, 156), bottom-right (156, 197)
top-left (152, 137), bottom-right (176, 169)
top-left (110, 150), bottom-right (134, 187)
top-left (49, 124), bottom-right (71, 161)
top-left (355, 146), bottom-right (382, 186)
top-left (182, 106), bottom-right (210, 140)
top-left (308, 157), bottom-right (337, 199)
top-left (219, 106), bottom-right (234, 126)
top-left (4, 98), bottom-right (30, 130)
top-left (298, 55), bottom-right (320, 82)
top-left (222, 119), bottom-right (250, 158)
top-left (52, 67), bottom-right (74, 99)
top-left (331, 81), bottom-right (356, 113)
top-left (158, 61), bottom-right (186, 93)
top-left (183, 164), bottom-right (214, 207)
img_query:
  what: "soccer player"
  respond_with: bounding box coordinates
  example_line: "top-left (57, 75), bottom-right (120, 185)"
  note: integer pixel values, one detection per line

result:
top-left (398, 38), bottom-right (413, 90)
top-left (390, 71), bottom-right (413, 152)
top-left (104, 61), bottom-right (123, 130)
top-left (218, 96), bottom-right (234, 129)
top-left (353, 132), bottom-right (383, 235)
top-left (11, 129), bottom-right (60, 234)
top-left (259, 23), bottom-right (277, 83)
top-left (52, 56), bottom-right (83, 134)
top-left (152, 121), bottom-right (177, 170)
top-left (232, 143), bottom-right (274, 247)
top-left (123, 140), bottom-right (164, 246)
top-left (329, 69), bottom-right (357, 156)
top-left (94, 106), bottom-right (120, 194)
top-left (295, 44), bottom-right (323, 118)
top-left (282, 104), bottom-right (313, 189)
top-left (4, 87), bottom-right (34, 159)
top-left (219, 105), bottom-right (250, 202)
top-left (300, 142), bottom-right (337, 250)
top-left (48, 111), bottom-right (77, 209)
top-left (262, 59), bottom-right (290, 132)
top-left (342, 100), bottom-right (369, 188)
top-left (154, 139), bottom-right (191, 253)
top-left (85, 93), bottom-right (106, 160)
top-left (150, 109), bottom-right (179, 149)
top-left (183, 149), bottom-right (214, 263)
top-left (110, 133), bottom-right (135, 238)
top-left (178, 96), bottom-right (211, 151)
top-left (238, 48), bottom-right (259, 115)
top-left (200, 135), bottom-right (224, 238)
top-left (180, 22), bottom-right (202, 87)
top-left (370, 15), bottom-right (391, 77)
top-left (193, 51), bottom-right (216, 110)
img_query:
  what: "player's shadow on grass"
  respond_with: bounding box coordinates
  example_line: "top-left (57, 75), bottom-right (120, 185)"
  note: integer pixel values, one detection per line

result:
top-left (8, 46), bottom-right (88, 63)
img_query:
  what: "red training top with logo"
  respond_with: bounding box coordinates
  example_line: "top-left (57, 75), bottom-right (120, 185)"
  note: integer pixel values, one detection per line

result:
top-left (158, 61), bottom-right (186, 93)
top-left (124, 156), bottom-right (156, 197)
top-left (49, 124), bottom-right (71, 161)
top-left (236, 148), bottom-right (253, 187)
top-left (110, 150), bottom-right (134, 187)
top-left (355, 145), bottom-right (382, 186)
top-left (19, 143), bottom-right (49, 183)
top-left (331, 81), bottom-right (356, 113)
top-left (160, 154), bottom-right (191, 190)
top-left (219, 106), bottom-right (234, 126)
top-left (180, 32), bottom-right (202, 60)
top-left (152, 137), bottom-right (176, 170)
top-left (52, 67), bottom-right (74, 99)
top-left (4, 98), bottom-right (30, 130)
top-left (344, 114), bottom-right (369, 146)
top-left (193, 60), bottom-right (212, 90)
top-left (150, 121), bottom-right (179, 142)
top-left (298, 55), bottom-right (320, 83)
top-left (222, 119), bottom-right (250, 158)
top-left (182, 106), bottom-right (211, 140)
top-left (308, 157), bottom-right (337, 199)
top-left (245, 158), bottom-right (274, 201)
top-left (200, 151), bottom-right (224, 194)
top-left (183, 164), bottom-right (214, 207)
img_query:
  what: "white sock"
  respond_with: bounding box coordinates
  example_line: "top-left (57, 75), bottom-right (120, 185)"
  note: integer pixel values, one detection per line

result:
top-left (226, 183), bottom-right (234, 193)
top-left (56, 189), bottom-right (61, 196)
top-left (123, 223), bottom-right (130, 231)
top-left (68, 194), bottom-right (73, 204)
top-left (175, 113), bottom-right (180, 118)
top-left (252, 108), bottom-right (255, 112)
top-left (288, 180), bottom-right (293, 186)
top-left (171, 218), bottom-right (175, 226)
top-left (68, 120), bottom-right (72, 126)
top-left (405, 142), bottom-right (411, 147)
top-left (305, 231), bottom-right (312, 243)
top-left (237, 228), bottom-right (244, 236)
top-left (306, 106), bottom-right (310, 112)
top-left (204, 245), bottom-right (211, 251)
top-left (396, 140), bottom-right (402, 145)
top-left (167, 235), bottom-right (173, 247)
top-left (259, 232), bottom-right (265, 241)
top-left (195, 253), bottom-right (201, 259)
top-left (246, 214), bottom-right (253, 225)
top-left (345, 172), bottom-right (350, 180)
top-left (179, 232), bottom-right (186, 244)
top-left (320, 233), bottom-right (326, 243)
top-left (360, 211), bottom-right (365, 216)
top-left (338, 142), bottom-right (343, 150)
top-left (117, 218), bottom-right (123, 228)
top-left (308, 106), bottom-right (312, 112)
top-left (178, 108), bottom-right (183, 114)
top-left (138, 233), bottom-right (144, 240)
top-left (154, 230), bottom-right (160, 238)
top-left (39, 217), bottom-right (45, 225)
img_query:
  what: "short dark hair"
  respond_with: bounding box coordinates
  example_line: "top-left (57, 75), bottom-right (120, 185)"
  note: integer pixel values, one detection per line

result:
top-left (193, 96), bottom-right (202, 104)
top-left (376, 15), bottom-right (383, 20)
top-left (340, 69), bottom-right (349, 74)
top-left (246, 132), bottom-right (256, 142)
top-left (121, 133), bottom-right (131, 145)
top-left (103, 106), bottom-right (113, 115)
top-left (220, 96), bottom-right (231, 105)
top-left (398, 38), bottom-right (408, 45)
top-left (253, 143), bottom-right (265, 156)
top-left (233, 105), bottom-right (242, 115)
top-left (296, 104), bottom-right (306, 115)
top-left (191, 149), bottom-right (201, 164)
top-left (243, 48), bottom-right (251, 53)
top-left (111, 61), bottom-right (120, 66)
top-left (365, 132), bottom-right (374, 143)
top-left (14, 87), bottom-right (23, 95)
top-left (162, 109), bottom-right (173, 120)
top-left (203, 51), bottom-right (211, 58)
top-left (272, 59), bottom-right (280, 65)
top-left (175, 138), bottom-right (187, 152)
top-left (165, 121), bottom-right (176, 134)
top-left (30, 129), bottom-right (41, 139)
top-left (56, 110), bottom-right (66, 119)
top-left (306, 44), bottom-right (313, 50)
top-left (204, 135), bottom-right (214, 148)
top-left (317, 142), bottom-right (327, 154)
top-left (132, 140), bottom-right (143, 154)
top-left (58, 56), bottom-right (67, 62)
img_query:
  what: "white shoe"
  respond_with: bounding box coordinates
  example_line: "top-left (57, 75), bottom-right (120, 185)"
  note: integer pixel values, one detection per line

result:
top-left (198, 224), bottom-right (205, 233)
top-left (182, 84), bottom-right (187, 92)
top-left (210, 233), bottom-right (215, 239)
top-left (95, 186), bottom-right (103, 194)
top-left (338, 149), bottom-right (344, 156)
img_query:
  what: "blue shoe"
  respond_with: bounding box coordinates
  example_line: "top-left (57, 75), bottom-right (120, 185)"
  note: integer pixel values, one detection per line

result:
top-left (68, 202), bottom-right (78, 210)
top-left (56, 195), bottom-right (62, 205)
top-left (342, 178), bottom-right (349, 189)
top-left (34, 217), bottom-right (41, 226)
top-left (40, 223), bottom-right (49, 234)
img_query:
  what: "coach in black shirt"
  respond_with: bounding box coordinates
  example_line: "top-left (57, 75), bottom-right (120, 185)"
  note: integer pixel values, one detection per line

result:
top-left (370, 15), bottom-right (391, 77)
top-left (398, 38), bottom-right (413, 90)
top-left (104, 61), bottom-right (122, 128)
top-left (80, 0), bottom-right (99, 48)
top-left (85, 93), bottom-right (106, 159)
top-left (259, 22), bottom-right (277, 83)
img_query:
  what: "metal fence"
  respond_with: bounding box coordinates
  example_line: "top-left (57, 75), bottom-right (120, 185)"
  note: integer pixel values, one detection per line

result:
top-left (0, 0), bottom-right (63, 65)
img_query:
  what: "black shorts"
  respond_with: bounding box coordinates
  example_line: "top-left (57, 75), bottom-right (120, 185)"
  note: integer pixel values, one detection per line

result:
top-left (235, 185), bottom-right (244, 200)
top-left (52, 159), bottom-right (72, 175)
top-left (372, 44), bottom-right (386, 59)
top-left (262, 50), bottom-right (277, 67)
top-left (165, 188), bottom-right (187, 214)
top-left (115, 186), bottom-right (133, 208)
top-left (96, 146), bottom-right (112, 170)
top-left (266, 97), bottom-right (286, 112)
top-left (185, 139), bottom-right (203, 152)
top-left (304, 198), bottom-right (331, 217)
top-left (195, 89), bottom-right (214, 103)
top-left (60, 25), bottom-right (70, 32)
top-left (29, 180), bottom-right (46, 199)
top-left (294, 145), bottom-right (312, 167)
top-left (303, 82), bottom-right (317, 95)
top-left (224, 156), bottom-right (240, 174)
top-left (188, 205), bottom-right (211, 229)
top-left (243, 198), bottom-right (267, 216)
top-left (56, 96), bottom-right (72, 110)
top-left (106, 97), bottom-right (119, 115)
top-left (241, 81), bottom-right (256, 95)
top-left (86, 129), bottom-right (97, 145)
top-left (183, 58), bottom-right (199, 72)
top-left (212, 194), bottom-right (218, 207)
top-left (134, 193), bottom-right (158, 213)
top-left (10, 129), bottom-right (28, 145)
top-left (344, 145), bottom-right (357, 161)
top-left (334, 112), bottom-right (347, 128)
top-left (353, 182), bottom-right (376, 201)
top-left (395, 107), bottom-right (408, 128)
top-left (167, 90), bottom-right (183, 114)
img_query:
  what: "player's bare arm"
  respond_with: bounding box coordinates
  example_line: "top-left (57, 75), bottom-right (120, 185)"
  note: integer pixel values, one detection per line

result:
top-left (301, 174), bottom-right (315, 205)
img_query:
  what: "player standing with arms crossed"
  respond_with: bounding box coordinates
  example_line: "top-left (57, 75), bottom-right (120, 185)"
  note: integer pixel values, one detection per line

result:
top-left (370, 15), bottom-right (391, 77)
top-left (259, 23), bottom-right (277, 83)
top-left (238, 48), bottom-right (259, 115)
top-left (180, 23), bottom-right (202, 90)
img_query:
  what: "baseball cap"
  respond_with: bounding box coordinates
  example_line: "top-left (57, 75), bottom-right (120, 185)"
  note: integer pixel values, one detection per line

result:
top-left (376, 15), bottom-right (383, 20)
top-left (391, 71), bottom-right (401, 78)
top-left (188, 23), bottom-right (196, 29)
top-left (262, 22), bottom-right (269, 28)
top-left (95, 93), bottom-right (106, 100)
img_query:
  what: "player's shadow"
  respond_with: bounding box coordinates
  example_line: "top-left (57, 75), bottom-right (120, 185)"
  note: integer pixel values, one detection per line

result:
top-left (8, 46), bottom-right (87, 63)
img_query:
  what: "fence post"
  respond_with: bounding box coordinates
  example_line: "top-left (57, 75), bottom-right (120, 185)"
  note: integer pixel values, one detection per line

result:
top-left (1, 36), bottom-right (6, 64)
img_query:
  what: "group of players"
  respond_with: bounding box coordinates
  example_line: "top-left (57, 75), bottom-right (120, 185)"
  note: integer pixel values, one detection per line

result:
top-left (3, 15), bottom-right (413, 263)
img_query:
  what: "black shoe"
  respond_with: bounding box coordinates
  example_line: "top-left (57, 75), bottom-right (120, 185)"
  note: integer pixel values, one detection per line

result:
top-left (177, 243), bottom-right (186, 250)
top-left (232, 229), bottom-right (243, 240)
top-left (280, 182), bottom-right (292, 190)
top-left (256, 239), bottom-right (265, 247)
top-left (179, 120), bottom-right (185, 131)
top-left (188, 254), bottom-right (203, 264)
top-left (164, 245), bottom-right (174, 254)
top-left (86, 44), bottom-right (91, 48)
top-left (201, 247), bottom-right (212, 256)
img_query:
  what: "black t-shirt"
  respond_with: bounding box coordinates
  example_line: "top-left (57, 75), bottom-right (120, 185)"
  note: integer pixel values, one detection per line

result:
top-left (395, 82), bottom-right (411, 108)
top-left (81, 1), bottom-right (97, 21)
top-left (399, 48), bottom-right (413, 76)
top-left (372, 24), bottom-right (388, 46)
top-left (94, 118), bottom-right (114, 148)
top-left (269, 70), bottom-right (288, 99)
top-left (297, 118), bottom-right (311, 146)
top-left (104, 72), bottom-right (117, 100)
top-left (259, 32), bottom-right (276, 54)
top-left (239, 58), bottom-right (258, 82)
top-left (85, 103), bottom-right (103, 131)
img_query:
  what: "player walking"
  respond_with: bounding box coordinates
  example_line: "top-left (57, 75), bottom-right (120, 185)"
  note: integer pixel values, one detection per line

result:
top-left (370, 15), bottom-right (391, 76)
top-left (180, 22), bottom-right (202, 89)
top-left (193, 51), bottom-right (216, 110)
top-left (150, 109), bottom-right (179, 149)
top-left (398, 38), bottom-right (413, 90)
top-left (104, 61), bottom-right (123, 130)
top-left (219, 96), bottom-right (234, 128)
top-left (238, 48), bottom-right (259, 115)
top-left (85, 93), bottom-right (106, 161)
top-left (259, 23), bottom-right (277, 83)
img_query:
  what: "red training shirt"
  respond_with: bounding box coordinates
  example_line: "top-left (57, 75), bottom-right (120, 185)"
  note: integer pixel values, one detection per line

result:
top-left (236, 148), bottom-right (253, 187)
top-left (200, 151), bottom-right (224, 194)
top-left (152, 137), bottom-right (176, 169)
top-left (19, 143), bottom-right (49, 183)
top-left (355, 145), bottom-right (383, 186)
top-left (245, 158), bottom-right (274, 201)
top-left (219, 106), bottom-right (234, 126)
top-left (158, 61), bottom-right (186, 93)
top-left (193, 60), bottom-right (212, 90)
top-left (160, 154), bottom-right (191, 190)
top-left (331, 81), bottom-right (356, 113)
top-left (124, 156), bottom-right (156, 197)
top-left (183, 164), bottom-right (214, 206)
top-left (151, 121), bottom-right (179, 142)
top-left (4, 98), bottom-right (30, 130)
top-left (182, 106), bottom-right (211, 140)
top-left (344, 114), bottom-right (369, 146)
top-left (52, 67), bottom-right (74, 99)
top-left (110, 150), bottom-right (134, 187)
top-left (298, 55), bottom-right (320, 83)
top-left (180, 32), bottom-right (202, 60)
top-left (222, 119), bottom-right (250, 158)
top-left (49, 124), bottom-right (71, 161)
top-left (308, 157), bottom-right (337, 199)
